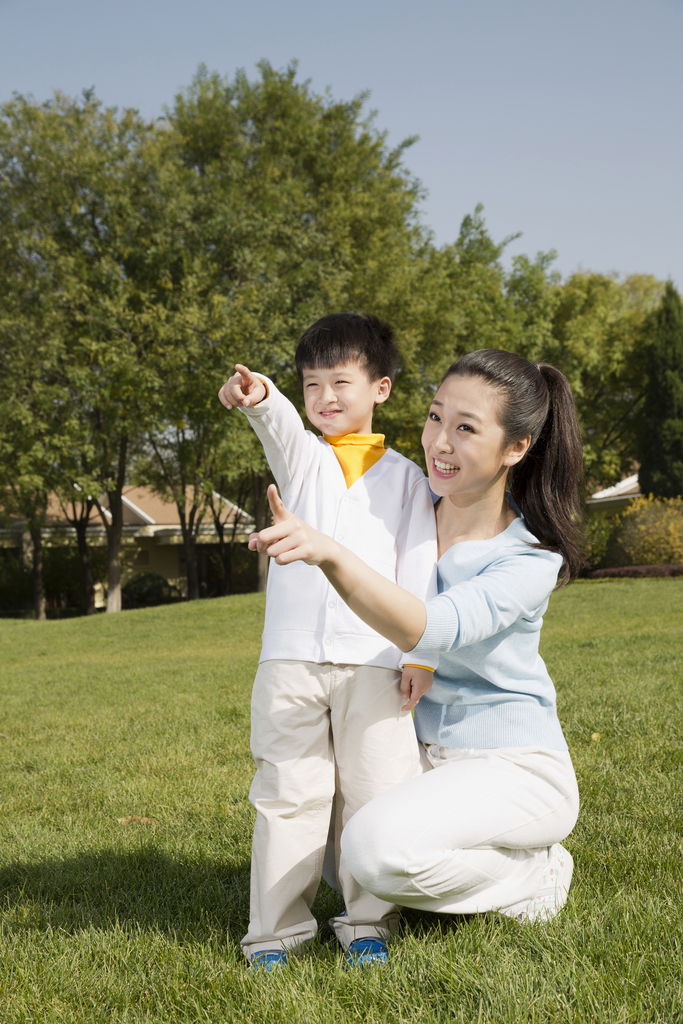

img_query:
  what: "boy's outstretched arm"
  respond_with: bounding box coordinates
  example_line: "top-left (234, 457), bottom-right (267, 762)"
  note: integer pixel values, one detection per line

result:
top-left (218, 367), bottom-right (311, 501)
top-left (218, 364), bottom-right (267, 409)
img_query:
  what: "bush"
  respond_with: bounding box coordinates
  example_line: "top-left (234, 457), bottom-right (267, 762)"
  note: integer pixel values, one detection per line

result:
top-left (122, 572), bottom-right (181, 609)
top-left (43, 543), bottom-right (109, 609)
top-left (0, 549), bottom-right (32, 612)
top-left (203, 544), bottom-right (259, 597)
top-left (0, 543), bottom-right (110, 615)
top-left (583, 513), bottom-right (619, 568)
top-left (605, 494), bottom-right (683, 566)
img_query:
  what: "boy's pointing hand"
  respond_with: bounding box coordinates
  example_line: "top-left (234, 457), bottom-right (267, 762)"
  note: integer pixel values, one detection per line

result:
top-left (218, 364), bottom-right (267, 409)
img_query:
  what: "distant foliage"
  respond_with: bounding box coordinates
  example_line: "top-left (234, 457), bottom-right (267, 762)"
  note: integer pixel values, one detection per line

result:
top-left (122, 572), bottom-right (181, 609)
top-left (0, 63), bottom-right (671, 613)
top-left (0, 550), bottom-right (32, 612)
top-left (638, 283), bottom-right (683, 497)
top-left (0, 543), bottom-right (108, 614)
top-left (606, 495), bottom-right (683, 567)
top-left (583, 514), bottom-right (618, 568)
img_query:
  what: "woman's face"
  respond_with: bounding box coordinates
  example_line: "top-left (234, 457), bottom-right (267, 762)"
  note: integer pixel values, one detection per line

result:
top-left (421, 374), bottom-right (529, 500)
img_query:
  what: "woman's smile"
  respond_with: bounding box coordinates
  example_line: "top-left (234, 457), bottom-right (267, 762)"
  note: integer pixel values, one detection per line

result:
top-left (432, 458), bottom-right (459, 478)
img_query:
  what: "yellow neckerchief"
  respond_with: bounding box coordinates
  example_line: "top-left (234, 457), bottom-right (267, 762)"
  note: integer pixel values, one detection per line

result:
top-left (323, 433), bottom-right (387, 489)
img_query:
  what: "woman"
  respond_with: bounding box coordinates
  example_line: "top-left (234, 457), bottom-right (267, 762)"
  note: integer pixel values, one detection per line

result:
top-left (251, 348), bottom-right (583, 931)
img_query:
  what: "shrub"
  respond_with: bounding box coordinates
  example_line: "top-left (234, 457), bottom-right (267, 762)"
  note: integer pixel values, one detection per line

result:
top-left (583, 513), bottom-right (618, 568)
top-left (606, 494), bottom-right (683, 566)
top-left (122, 572), bottom-right (181, 609)
top-left (0, 549), bottom-right (32, 612)
top-left (0, 543), bottom-right (110, 616)
top-left (43, 543), bottom-right (108, 609)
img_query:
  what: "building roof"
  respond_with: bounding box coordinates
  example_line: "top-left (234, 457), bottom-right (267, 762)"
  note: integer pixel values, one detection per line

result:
top-left (6, 486), bottom-right (252, 533)
top-left (590, 473), bottom-right (641, 501)
top-left (587, 473), bottom-right (641, 513)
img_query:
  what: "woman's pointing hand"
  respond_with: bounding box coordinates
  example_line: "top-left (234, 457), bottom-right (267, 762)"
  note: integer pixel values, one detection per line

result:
top-left (249, 485), bottom-right (333, 566)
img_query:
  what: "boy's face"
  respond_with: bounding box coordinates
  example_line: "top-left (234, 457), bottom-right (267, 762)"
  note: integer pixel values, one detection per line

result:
top-left (301, 360), bottom-right (391, 436)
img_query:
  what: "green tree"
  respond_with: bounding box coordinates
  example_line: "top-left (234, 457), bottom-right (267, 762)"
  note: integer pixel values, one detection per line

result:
top-left (0, 208), bottom-right (67, 619)
top-left (545, 271), bottom-right (663, 489)
top-left (373, 208), bottom-right (560, 464)
top-left (638, 282), bottom-right (683, 497)
top-left (164, 62), bottom-right (438, 587)
top-left (0, 91), bottom-right (197, 611)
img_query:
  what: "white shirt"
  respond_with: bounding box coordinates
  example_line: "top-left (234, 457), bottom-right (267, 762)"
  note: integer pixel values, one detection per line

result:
top-left (242, 377), bottom-right (439, 671)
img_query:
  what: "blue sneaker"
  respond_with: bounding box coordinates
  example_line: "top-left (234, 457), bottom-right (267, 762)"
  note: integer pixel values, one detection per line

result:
top-left (344, 937), bottom-right (388, 967)
top-left (249, 949), bottom-right (288, 971)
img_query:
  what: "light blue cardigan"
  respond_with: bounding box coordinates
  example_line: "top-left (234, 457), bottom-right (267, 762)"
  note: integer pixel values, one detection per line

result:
top-left (411, 516), bottom-right (568, 750)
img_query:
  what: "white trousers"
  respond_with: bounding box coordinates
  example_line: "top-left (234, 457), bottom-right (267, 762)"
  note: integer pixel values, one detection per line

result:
top-left (341, 744), bottom-right (580, 919)
top-left (241, 660), bottom-right (421, 955)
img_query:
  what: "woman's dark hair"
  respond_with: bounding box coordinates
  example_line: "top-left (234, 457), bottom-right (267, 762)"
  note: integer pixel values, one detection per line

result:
top-left (442, 349), bottom-right (586, 585)
top-left (295, 312), bottom-right (399, 383)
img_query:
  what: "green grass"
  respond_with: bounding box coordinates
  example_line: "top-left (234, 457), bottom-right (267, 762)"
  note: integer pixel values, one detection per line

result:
top-left (0, 581), bottom-right (681, 1023)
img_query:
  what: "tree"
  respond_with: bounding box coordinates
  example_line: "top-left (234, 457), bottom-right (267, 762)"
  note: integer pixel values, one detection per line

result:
top-left (0, 207), bottom-right (67, 620)
top-left (371, 207), bottom-right (561, 465)
top-left (546, 272), bottom-right (663, 490)
top-left (155, 62), bottom-right (439, 587)
top-left (638, 282), bottom-right (683, 498)
top-left (0, 91), bottom-right (196, 610)
top-left (57, 488), bottom-right (97, 614)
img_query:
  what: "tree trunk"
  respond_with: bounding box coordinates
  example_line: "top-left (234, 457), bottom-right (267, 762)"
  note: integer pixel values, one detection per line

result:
top-left (176, 501), bottom-right (202, 601)
top-left (213, 518), bottom-right (232, 596)
top-left (29, 525), bottom-right (46, 621)
top-left (209, 478), bottom-right (251, 597)
top-left (252, 469), bottom-right (271, 593)
top-left (183, 529), bottom-right (200, 601)
top-left (74, 516), bottom-right (96, 615)
top-left (102, 436), bottom-right (128, 614)
top-left (105, 488), bottom-right (124, 613)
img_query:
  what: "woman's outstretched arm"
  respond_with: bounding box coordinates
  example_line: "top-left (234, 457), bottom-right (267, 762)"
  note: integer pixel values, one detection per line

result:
top-left (251, 485), bottom-right (427, 652)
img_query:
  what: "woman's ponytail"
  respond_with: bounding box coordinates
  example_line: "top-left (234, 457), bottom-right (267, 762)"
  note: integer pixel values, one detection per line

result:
top-left (443, 350), bottom-right (586, 585)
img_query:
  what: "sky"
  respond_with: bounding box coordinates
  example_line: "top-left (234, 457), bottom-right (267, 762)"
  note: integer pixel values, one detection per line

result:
top-left (1, 0), bottom-right (681, 287)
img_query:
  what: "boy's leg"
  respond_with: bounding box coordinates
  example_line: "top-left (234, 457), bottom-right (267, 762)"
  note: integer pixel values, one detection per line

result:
top-left (328, 664), bottom-right (421, 950)
top-left (241, 660), bottom-right (335, 958)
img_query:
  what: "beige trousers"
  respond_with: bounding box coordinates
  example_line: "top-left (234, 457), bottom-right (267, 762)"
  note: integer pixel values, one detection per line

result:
top-left (241, 659), bottom-right (421, 956)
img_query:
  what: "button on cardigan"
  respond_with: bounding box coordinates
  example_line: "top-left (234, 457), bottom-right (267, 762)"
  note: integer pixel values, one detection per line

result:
top-left (241, 377), bottom-right (439, 671)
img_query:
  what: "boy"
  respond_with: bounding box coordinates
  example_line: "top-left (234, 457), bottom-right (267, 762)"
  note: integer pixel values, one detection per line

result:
top-left (218, 313), bottom-right (437, 968)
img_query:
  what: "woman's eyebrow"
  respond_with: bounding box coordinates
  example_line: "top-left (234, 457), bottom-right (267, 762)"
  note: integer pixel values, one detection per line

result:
top-left (430, 400), bottom-right (482, 424)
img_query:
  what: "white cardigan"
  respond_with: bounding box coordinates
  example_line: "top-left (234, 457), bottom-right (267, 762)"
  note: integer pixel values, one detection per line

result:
top-left (241, 377), bottom-right (438, 671)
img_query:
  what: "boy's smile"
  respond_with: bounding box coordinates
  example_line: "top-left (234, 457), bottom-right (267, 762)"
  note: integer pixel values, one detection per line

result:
top-left (302, 361), bottom-right (391, 437)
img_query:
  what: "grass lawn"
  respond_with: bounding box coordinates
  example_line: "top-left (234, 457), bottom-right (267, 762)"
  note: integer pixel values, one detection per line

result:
top-left (0, 580), bottom-right (681, 1023)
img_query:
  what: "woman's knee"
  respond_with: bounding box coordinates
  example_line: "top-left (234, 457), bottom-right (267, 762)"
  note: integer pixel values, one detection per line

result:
top-left (341, 801), bottom-right (406, 896)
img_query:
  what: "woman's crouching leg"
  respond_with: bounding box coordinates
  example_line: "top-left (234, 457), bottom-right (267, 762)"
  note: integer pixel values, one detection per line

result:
top-left (341, 747), bottom-right (579, 917)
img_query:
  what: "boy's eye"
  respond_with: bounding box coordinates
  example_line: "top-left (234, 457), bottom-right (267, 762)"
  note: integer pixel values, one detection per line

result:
top-left (335, 379), bottom-right (350, 385)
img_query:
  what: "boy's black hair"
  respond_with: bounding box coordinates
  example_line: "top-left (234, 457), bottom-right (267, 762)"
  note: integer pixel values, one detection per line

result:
top-left (295, 312), bottom-right (399, 383)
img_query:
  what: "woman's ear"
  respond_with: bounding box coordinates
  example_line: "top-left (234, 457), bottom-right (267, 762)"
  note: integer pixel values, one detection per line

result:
top-left (503, 435), bottom-right (531, 467)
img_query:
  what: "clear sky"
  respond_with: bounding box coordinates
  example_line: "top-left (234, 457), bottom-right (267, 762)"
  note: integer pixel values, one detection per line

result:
top-left (1, 0), bottom-right (681, 286)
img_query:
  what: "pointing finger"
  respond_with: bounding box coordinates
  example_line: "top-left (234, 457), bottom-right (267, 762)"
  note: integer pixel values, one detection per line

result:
top-left (234, 364), bottom-right (255, 385)
top-left (267, 484), bottom-right (291, 524)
